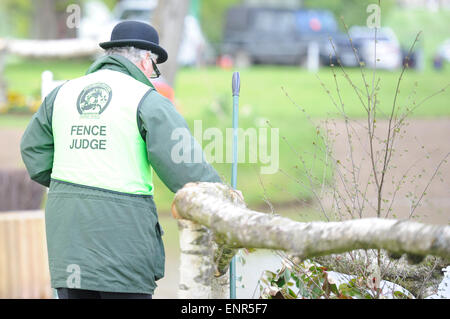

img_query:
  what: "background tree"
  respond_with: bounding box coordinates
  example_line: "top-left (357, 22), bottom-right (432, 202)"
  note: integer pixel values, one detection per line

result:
top-left (32, 0), bottom-right (59, 40)
top-left (199, 0), bottom-right (241, 48)
top-left (152, 0), bottom-right (191, 87)
top-left (0, 0), bottom-right (85, 39)
top-left (33, 0), bottom-right (84, 39)
top-left (0, 0), bottom-right (33, 38)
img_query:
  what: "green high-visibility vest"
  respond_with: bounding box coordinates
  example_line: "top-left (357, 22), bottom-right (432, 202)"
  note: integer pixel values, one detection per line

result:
top-left (51, 69), bottom-right (154, 195)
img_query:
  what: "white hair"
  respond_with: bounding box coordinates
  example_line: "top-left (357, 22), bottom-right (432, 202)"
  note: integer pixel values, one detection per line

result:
top-left (105, 46), bottom-right (158, 64)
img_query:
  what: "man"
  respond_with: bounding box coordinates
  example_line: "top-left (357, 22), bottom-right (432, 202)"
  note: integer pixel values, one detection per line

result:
top-left (20, 21), bottom-right (222, 299)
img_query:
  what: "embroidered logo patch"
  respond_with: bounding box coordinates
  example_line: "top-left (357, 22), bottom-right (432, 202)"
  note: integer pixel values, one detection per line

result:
top-left (76, 83), bottom-right (112, 118)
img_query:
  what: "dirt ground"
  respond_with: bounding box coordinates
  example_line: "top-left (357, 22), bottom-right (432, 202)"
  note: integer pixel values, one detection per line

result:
top-left (0, 129), bottom-right (26, 170)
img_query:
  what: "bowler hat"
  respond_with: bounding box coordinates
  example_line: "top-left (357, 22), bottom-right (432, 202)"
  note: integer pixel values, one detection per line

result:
top-left (100, 21), bottom-right (168, 64)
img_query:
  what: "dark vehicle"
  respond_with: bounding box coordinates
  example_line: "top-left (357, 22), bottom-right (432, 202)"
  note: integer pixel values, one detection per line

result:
top-left (222, 6), bottom-right (356, 67)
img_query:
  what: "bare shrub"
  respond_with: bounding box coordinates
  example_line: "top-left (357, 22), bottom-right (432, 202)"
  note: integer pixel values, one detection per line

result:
top-left (256, 17), bottom-right (449, 299)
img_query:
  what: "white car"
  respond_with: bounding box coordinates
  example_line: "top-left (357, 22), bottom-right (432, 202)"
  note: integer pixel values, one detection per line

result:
top-left (349, 26), bottom-right (402, 70)
top-left (436, 39), bottom-right (450, 62)
top-left (77, 0), bottom-right (207, 66)
top-left (77, 1), bottom-right (114, 43)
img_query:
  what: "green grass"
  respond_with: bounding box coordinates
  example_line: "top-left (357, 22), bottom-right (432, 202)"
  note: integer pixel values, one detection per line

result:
top-left (4, 57), bottom-right (91, 97)
top-left (158, 214), bottom-right (181, 256)
top-left (4, 59), bottom-right (450, 118)
top-left (177, 66), bottom-right (450, 118)
top-left (0, 114), bottom-right (33, 127)
top-left (2, 59), bottom-right (450, 213)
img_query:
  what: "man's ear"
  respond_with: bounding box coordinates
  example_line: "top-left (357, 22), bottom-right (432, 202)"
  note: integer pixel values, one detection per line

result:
top-left (144, 53), bottom-right (153, 70)
top-left (139, 57), bottom-right (147, 70)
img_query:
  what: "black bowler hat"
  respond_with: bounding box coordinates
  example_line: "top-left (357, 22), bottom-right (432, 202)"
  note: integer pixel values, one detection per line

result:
top-left (100, 21), bottom-right (168, 64)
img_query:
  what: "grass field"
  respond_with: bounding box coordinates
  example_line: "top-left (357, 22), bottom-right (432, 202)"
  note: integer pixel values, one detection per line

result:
top-left (2, 58), bottom-right (450, 213)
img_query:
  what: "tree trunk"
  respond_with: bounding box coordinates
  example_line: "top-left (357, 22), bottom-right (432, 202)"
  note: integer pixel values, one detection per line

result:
top-left (177, 220), bottom-right (215, 299)
top-left (177, 219), bottom-right (234, 299)
top-left (32, 0), bottom-right (59, 40)
top-left (152, 0), bottom-right (190, 87)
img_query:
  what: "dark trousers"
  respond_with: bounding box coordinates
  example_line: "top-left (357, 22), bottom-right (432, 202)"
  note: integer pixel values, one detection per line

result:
top-left (57, 288), bottom-right (152, 299)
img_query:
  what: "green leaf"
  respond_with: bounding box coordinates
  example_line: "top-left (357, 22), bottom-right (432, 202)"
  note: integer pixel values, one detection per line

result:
top-left (288, 288), bottom-right (298, 298)
top-left (284, 269), bottom-right (291, 283)
top-left (311, 285), bottom-right (323, 299)
top-left (264, 270), bottom-right (276, 281)
top-left (330, 283), bottom-right (339, 296)
top-left (275, 276), bottom-right (286, 287)
top-left (393, 290), bottom-right (409, 299)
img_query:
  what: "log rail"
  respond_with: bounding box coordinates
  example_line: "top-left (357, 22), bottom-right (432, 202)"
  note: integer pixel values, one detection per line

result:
top-left (171, 182), bottom-right (450, 298)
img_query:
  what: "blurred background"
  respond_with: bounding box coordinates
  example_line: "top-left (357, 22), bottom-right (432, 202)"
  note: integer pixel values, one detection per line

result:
top-left (0, 0), bottom-right (449, 299)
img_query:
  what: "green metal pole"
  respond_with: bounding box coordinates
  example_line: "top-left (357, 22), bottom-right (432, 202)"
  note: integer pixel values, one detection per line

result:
top-left (230, 71), bottom-right (240, 299)
top-left (189, 0), bottom-right (200, 19)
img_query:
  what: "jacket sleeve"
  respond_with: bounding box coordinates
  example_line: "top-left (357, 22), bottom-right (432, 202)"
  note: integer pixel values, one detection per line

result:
top-left (20, 86), bottom-right (61, 187)
top-left (137, 90), bottom-right (222, 193)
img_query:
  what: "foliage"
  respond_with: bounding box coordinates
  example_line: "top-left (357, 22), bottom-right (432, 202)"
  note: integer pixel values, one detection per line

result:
top-left (0, 90), bottom-right (40, 115)
top-left (314, 253), bottom-right (447, 298)
top-left (258, 258), bottom-right (410, 299)
top-left (199, 0), bottom-right (241, 47)
top-left (0, 0), bottom-right (33, 38)
top-left (86, 0), bottom-right (118, 11)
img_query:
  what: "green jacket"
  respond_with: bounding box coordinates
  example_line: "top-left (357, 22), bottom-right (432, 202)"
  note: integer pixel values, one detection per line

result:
top-left (20, 55), bottom-right (222, 294)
